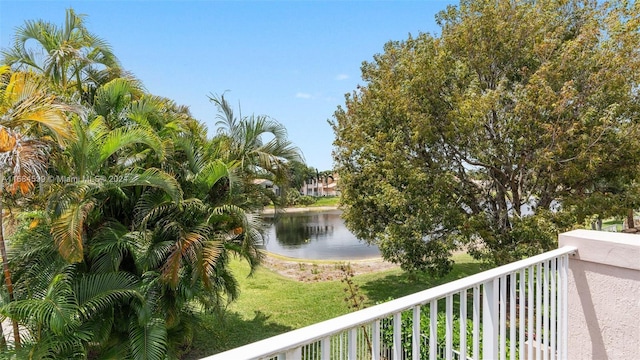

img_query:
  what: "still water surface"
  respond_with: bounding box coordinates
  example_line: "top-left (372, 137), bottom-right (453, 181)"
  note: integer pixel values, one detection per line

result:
top-left (263, 210), bottom-right (380, 260)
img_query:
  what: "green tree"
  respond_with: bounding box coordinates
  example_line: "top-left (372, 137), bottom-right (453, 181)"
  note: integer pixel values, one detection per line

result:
top-left (210, 94), bottom-right (302, 182)
top-left (209, 94), bottom-right (303, 209)
top-left (0, 66), bottom-right (74, 348)
top-left (2, 8), bottom-right (122, 103)
top-left (332, 0), bottom-right (640, 273)
top-left (8, 84), bottom-right (252, 358)
top-left (48, 113), bottom-right (178, 263)
top-left (287, 160), bottom-right (317, 192)
top-left (0, 8), bottom-right (306, 357)
top-left (3, 225), bottom-right (144, 359)
top-left (20, 79), bottom-right (267, 357)
top-left (41, 108), bottom-right (182, 358)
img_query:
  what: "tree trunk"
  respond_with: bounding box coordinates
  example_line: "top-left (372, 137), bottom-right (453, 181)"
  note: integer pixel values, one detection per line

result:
top-left (0, 198), bottom-right (20, 348)
top-left (627, 209), bottom-right (635, 229)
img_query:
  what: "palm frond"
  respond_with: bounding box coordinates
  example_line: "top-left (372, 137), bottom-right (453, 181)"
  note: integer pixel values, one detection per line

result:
top-left (2, 273), bottom-right (79, 335)
top-left (100, 168), bottom-right (183, 203)
top-left (9, 223), bottom-right (65, 300)
top-left (92, 77), bottom-right (133, 119)
top-left (88, 221), bottom-right (133, 272)
top-left (133, 189), bottom-right (175, 228)
top-left (138, 240), bottom-right (174, 272)
top-left (208, 93), bottom-right (237, 132)
top-left (51, 199), bottom-right (95, 263)
top-left (161, 225), bottom-right (211, 288)
top-left (172, 134), bottom-right (206, 177)
top-left (73, 272), bottom-right (141, 321)
top-left (47, 181), bottom-right (92, 218)
top-left (127, 96), bottom-right (163, 128)
top-left (197, 240), bottom-right (224, 290)
top-left (210, 204), bottom-right (265, 271)
top-left (193, 159), bottom-right (229, 189)
top-left (128, 317), bottom-right (167, 360)
top-left (0, 71), bottom-right (75, 144)
top-left (99, 125), bottom-right (165, 165)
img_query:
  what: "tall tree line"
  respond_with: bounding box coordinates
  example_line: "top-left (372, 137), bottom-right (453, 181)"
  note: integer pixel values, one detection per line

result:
top-left (0, 9), bottom-right (301, 359)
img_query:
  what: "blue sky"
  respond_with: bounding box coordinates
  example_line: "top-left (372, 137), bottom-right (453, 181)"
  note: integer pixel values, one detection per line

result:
top-left (1, 0), bottom-right (454, 171)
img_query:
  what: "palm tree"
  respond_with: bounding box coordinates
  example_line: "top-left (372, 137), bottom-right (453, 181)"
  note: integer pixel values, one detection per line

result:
top-left (209, 94), bottom-right (303, 184)
top-left (37, 112), bottom-right (182, 358)
top-left (48, 114), bottom-right (181, 263)
top-left (43, 111), bottom-right (263, 357)
top-left (142, 135), bottom-right (264, 284)
top-left (0, 213), bottom-right (149, 359)
top-left (2, 8), bottom-right (122, 103)
top-left (0, 66), bottom-right (74, 348)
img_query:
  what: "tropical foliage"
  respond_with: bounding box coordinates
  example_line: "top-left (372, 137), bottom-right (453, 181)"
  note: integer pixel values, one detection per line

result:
top-left (209, 94), bottom-right (303, 209)
top-left (2, 8), bottom-right (122, 103)
top-left (0, 9), bottom-right (302, 359)
top-left (332, 0), bottom-right (640, 273)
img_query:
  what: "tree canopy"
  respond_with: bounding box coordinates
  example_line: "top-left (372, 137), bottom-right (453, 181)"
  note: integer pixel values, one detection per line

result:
top-left (332, 0), bottom-right (640, 274)
top-left (0, 8), bottom-right (304, 358)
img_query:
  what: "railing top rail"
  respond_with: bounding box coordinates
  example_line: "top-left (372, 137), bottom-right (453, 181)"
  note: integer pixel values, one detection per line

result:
top-left (203, 246), bottom-right (576, 360)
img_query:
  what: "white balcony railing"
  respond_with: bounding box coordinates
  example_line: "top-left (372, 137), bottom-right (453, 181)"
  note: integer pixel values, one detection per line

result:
top-left (204, 246), bottom-right (576, 360)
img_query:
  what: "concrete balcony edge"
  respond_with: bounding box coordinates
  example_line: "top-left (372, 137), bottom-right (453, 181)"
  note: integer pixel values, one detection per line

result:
top-left (559, 229), bottom-right (640, 271)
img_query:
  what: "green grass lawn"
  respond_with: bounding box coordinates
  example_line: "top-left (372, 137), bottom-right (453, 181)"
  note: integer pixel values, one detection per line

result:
top-left (307, 196), bottom-right (340, 207)
top-left (185, 253), bottom-right (484, 359)
top-left (601, 218), bottom-right (623, 231)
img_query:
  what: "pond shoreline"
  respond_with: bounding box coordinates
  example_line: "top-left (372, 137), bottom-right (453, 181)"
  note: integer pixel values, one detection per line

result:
top-left (260, 205), bottom-right (339, 215)
top-left (260, 252), bottom-right (398, 282)
top-left (259, 205), bottom-right (382, 263)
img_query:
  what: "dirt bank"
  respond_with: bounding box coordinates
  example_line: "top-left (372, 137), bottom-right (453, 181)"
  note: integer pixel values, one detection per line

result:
top-left (260, 253), bottom-right (399, 282)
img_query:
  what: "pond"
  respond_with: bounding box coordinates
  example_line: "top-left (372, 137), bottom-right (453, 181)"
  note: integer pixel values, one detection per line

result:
top-left (262, 209), bottom-right (380, 260)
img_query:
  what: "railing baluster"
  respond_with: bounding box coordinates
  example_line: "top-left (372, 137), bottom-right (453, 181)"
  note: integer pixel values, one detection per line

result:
top-left (286, 347), bottom-right (302, 360)
top-left (348, 328), bottom-right (356, 359)
top-left (373, 319), bottom-right (380, 360)
top-left (359, 330), bottom-right (363, 359)
top-left (550, 257), bottom-right (557, 360)
top-left (519, 269), bottom-right (525, 360)
top-left (343, 332), bottom-right (347, 360)
top-left (355, 332), bottom-right (358, 360)
top-left (483, 279), bottom-right (498, 360)
top-left (412, 305), bottom-right (420, 360)
top-left (460, 289), bottom-right (467, 360)
top-left (393, 313), bottom-right (402, 360)
top-left (321, 336), bottom-right (330, 360)
top-left (473, 286), bottom-right (479, 360)
top-left (500, 276), bottom-right (506, 360)
top-left (536, 264), bottom-right (542, 360)
top-left (561, 255), bottom-right (569, 360)
top-left (430, 300), bottom-right (437, 360)
top-left (543, 260), bottom-right (549, 360)
top-left (528, 265), bottom-right (534, 360)
top-left (510, 273), bottom-right (516, 360)
top-left (446, 295), bottom-right (453, 360)
top-left (363, 325), bottom-right (369, 359)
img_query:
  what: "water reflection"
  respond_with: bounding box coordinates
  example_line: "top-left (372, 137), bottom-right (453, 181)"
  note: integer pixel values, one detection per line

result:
top-left (263, 210), bottom-right (380, 260)
top-left (273, 215), bottom-right (334, 245)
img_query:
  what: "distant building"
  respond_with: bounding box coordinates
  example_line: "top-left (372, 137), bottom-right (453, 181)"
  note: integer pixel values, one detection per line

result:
top-left (301, 173), bottom-right (340, 197)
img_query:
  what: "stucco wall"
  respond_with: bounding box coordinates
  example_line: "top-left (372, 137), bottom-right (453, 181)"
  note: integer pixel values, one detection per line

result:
top-left (559, 230), bottom-right (640, 359)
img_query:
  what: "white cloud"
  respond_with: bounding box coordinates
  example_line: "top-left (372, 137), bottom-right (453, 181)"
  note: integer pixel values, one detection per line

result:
top-left (335, 74), bottom-right (349, 81)
top-left (295, 92), bottom-right (312, 99)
